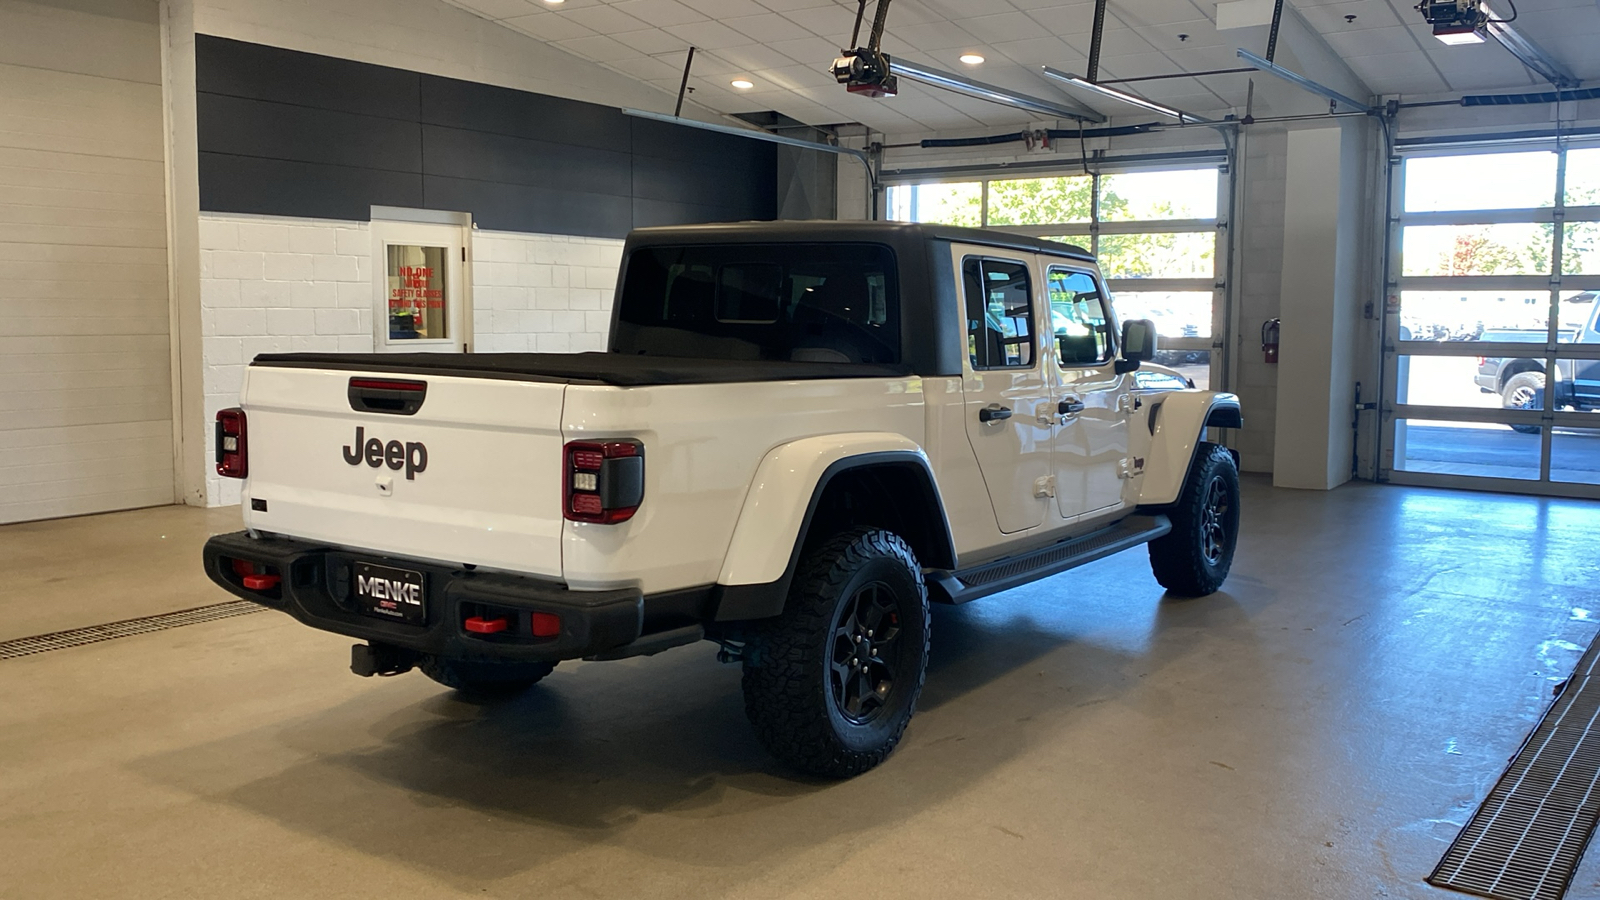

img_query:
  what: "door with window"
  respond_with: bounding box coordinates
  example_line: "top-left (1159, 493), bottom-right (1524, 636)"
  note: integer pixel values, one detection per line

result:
top-left (372, 219), bottom-right (470, 353)
top-left (1047, 266), bottom-right (1129, 519)
top-left (958, 250), bottom-right (1054, 534)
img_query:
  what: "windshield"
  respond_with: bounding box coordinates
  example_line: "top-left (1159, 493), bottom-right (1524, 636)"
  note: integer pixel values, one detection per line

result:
top-left (613, 243), bottom-right (900, 364)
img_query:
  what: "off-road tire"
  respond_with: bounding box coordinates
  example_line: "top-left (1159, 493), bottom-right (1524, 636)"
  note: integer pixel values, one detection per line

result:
top-left (1502, 371), bottom-right (1545, 435)
top-left (418, 655), bottom-right (555, 696)
top-left (741, 528), bottom-right (929, 778)
top-left (1148, 442), bottom-right (1240, 597)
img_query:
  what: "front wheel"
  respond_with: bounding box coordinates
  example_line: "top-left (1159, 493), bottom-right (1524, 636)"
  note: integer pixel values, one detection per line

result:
top-left (741, 528), bottom-right (929, 778)
top-left (1502, 371), bottom-right (1545, 434)
top-left (1148, 443), bottom-right (1240, 597)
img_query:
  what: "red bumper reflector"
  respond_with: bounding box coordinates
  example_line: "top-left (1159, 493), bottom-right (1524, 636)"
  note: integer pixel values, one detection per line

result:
top-left (531, 612), bottom-right (561, 637)
top-left (242, 573), bottom-right (280, 590)
top-left (464, 616), bottom-right (508, 634)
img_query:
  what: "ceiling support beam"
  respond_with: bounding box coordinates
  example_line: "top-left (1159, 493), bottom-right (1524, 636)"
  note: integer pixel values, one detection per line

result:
top-left (888, 58), bottom-right (1106, 123)
top-left (1237, 49), bottom-right (1375, 114)
top-left (1481, 0), bottom-right (1578, 88)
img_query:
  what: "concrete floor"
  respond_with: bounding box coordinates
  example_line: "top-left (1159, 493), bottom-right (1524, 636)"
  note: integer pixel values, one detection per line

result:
top-left (3, 478), bottom-right (1600, 899)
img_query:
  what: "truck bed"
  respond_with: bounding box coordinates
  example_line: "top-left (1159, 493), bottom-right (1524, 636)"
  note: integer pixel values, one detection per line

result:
top-left (251, 352), bottom-right (910, 387)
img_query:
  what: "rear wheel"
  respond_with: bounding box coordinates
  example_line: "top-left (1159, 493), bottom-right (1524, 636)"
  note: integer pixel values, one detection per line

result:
top-left (1148, 443), bottom-right (1240, 597)
top-left (741, 528), bottom-right (929, 778)
top-left (1502, 371), bottom-right (1545, 434)
top-left (418, 655), bottom-right (555, 697)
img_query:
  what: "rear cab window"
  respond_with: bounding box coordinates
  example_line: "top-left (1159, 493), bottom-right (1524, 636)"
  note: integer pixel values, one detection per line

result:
top-left (613, 243), bottom-right (900, 364)
top-left (962, 257), bottom-right (1036, 370)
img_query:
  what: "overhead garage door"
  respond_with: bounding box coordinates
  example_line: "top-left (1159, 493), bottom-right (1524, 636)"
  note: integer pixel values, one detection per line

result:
top-left (0, 0), bottom-right (173, 523)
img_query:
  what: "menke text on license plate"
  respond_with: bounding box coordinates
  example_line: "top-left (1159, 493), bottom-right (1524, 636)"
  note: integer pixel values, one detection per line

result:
top-left (354, 562), bottom-right (426, 625)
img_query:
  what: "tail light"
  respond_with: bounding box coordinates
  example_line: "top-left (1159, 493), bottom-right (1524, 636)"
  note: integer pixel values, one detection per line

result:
top-left (563, 440), bottom-right (644, 523)
top-left (216, 408), bottom-right (247, 478)
top-left (1477, 356), bottom-right (1487, 367)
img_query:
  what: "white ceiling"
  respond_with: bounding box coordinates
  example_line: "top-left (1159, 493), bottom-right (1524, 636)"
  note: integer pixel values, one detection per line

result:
top-left (441, 0), bottom-right (1600, 135)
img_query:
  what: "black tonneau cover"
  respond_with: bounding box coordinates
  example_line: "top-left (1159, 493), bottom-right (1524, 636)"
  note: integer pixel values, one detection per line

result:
top-left (251, 352), bottom-right (911, 386)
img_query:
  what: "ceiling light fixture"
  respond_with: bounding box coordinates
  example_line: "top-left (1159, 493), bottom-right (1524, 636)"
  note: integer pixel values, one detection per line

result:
top-left (958, 53), bottom-right (985, 65)
top-left (1416, 0), bottom-right (1487, 44)
top-left (1039, 67), bottom-right (1210, 124)
top-left (731, 79), bottom-right (754, 89)
top-left (543, 0), bottom-right (563, 4)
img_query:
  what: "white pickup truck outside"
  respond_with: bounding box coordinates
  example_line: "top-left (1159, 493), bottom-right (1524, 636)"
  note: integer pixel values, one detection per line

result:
top-left (204, 221), bottom-right (1242, 776)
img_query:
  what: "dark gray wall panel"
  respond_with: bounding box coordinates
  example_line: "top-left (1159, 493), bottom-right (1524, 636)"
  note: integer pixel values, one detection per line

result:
top-left (199, 93), bottom-right (423, 173)
top-left (196, 36), bottom-right (420, 121)
top-left (421, 125), bottom-right (631, 197)
top-left (418, 76), bottom-right (630, 151)
top-left (423, 176), bottom-right (634, 238)
top-left (632, 197), bottom-right (769, 229)
top-left (200, 153), bottom-right (424, 220)
top-left (196, 35), bottom-right (776, 237)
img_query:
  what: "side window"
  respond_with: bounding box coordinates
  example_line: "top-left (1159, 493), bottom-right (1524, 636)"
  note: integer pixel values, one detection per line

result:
top-left (962, 257), bottom-right (1035, 370)
top-left (1047, 267), bottom-right (1114, 366)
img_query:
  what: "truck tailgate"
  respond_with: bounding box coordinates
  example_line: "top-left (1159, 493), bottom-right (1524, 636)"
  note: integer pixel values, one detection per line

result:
top-left (240, 365), bottom-right (565, 577)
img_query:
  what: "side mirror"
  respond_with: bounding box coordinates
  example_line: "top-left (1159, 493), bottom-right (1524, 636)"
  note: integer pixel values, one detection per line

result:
top-left (1114, 318), bottom-right (1157, 374)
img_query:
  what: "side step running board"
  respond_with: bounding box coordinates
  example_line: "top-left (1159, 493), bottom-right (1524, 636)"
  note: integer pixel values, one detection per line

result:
top-left (926, 514), bottom-right (1171, 605)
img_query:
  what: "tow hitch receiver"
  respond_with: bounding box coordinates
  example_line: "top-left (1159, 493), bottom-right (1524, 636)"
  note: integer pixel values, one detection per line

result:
top-left (350, 642), bottom-right (417, 677)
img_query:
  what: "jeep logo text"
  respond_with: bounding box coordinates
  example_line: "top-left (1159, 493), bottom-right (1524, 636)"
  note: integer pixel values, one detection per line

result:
top-left (342, 427), bottom-right (428, 480)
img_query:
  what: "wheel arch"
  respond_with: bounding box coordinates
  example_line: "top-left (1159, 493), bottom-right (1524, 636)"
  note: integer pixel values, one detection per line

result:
top-left (713, 437), bottom-right (955, 622)
top-left (1499, 358), bottom-right (1545, 393)
top-left (1138, 392), bottom-right (1242, 507)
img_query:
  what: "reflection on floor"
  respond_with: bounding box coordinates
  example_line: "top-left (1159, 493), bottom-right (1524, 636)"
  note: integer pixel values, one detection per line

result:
top-left (2, 480), bottom-right (1598, 899)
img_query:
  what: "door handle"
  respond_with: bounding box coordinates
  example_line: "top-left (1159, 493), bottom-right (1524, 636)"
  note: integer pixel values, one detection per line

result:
top-left (979, 404), bottom-right (1013, 422)
top-left (1059, 398), bottom-right (1086, 416)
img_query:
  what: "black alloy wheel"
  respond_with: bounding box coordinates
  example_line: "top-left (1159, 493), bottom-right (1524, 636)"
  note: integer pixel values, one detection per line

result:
top-left (829, 581), bottom-right (904, 724)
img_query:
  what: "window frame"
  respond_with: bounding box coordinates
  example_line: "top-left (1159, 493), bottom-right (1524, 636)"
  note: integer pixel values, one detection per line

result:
top-left (962, 254), bottom-right (1039, 372)
top-left (1046, 264), bottom-right (1117, 369)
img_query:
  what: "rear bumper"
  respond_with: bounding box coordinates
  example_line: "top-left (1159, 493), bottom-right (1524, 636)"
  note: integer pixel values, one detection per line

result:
top-left (202, 531), bottom-right (650, 662)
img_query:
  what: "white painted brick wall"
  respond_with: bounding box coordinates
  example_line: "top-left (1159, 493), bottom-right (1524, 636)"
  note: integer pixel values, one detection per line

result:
top-left (199, 213), bottom-right (624, 504)
top-left (1232, 128), bottom-right (1289, 474)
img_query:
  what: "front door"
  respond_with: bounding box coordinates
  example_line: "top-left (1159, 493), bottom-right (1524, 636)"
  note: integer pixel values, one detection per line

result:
top-left (372, 218), bottom-right (470, 353)
top-left (958, 249), bottom-right (1053, 534)
top-left (1046, 266), bottom-right (1130, 519)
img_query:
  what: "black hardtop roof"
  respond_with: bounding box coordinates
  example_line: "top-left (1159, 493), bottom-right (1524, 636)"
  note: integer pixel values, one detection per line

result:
top-left (626, 220), bottom-right (1095, 263)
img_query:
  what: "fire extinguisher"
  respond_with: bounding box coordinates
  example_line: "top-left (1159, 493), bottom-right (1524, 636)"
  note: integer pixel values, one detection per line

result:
top-left (1262, 318), bottom-right (1281, 364)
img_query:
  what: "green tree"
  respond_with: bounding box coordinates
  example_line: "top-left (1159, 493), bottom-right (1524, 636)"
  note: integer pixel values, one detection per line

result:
top-left (986, 176), bottom-right (1128, 226)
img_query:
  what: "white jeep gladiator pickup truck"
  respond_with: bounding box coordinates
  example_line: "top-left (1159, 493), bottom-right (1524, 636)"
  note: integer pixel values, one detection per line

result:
top-left (203, 221), bottom-right (1243, 777)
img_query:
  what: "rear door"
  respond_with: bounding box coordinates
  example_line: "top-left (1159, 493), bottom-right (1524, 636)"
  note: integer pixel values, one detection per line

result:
top-left (957, 249), bottom-right (1053, 534)
top-left (241, 365), bottom-right (566, 576)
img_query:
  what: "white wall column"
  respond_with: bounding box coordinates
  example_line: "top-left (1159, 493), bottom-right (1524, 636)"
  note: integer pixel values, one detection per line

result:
top-left (1273, 123), bottom-right (1368, 490)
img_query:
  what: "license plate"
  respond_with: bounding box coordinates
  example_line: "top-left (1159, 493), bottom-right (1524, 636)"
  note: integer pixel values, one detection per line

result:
top-left (353, 562), bottom-right (426, 625)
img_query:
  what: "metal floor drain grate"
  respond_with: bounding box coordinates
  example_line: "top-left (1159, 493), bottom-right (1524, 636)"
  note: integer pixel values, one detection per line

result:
top-left (1430, 630), bottom-right (1600, 900)
top-left (0, 601), bottom-right (265, 661)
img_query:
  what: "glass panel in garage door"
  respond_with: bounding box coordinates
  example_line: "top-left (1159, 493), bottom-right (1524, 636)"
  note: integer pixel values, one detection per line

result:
top-left (1097, 233), bottom-right (1215, 279)
top-left (1404, 151), bottom-right (1556, 212)
top-left (1552, 428), bottom-right (1600, 485)
top-left (1401, 223), bottom-right (1554, 276)
top-left (986, 176), bottom-right (1091, 226)
top-left (884, 182), bottom-right (981, 226)
top-left (1394, 419), bottom-right (1542, 481)
top-left (1098, 169), bottom-right (1218, 220)
top-left (1111, 290), bottom-right (1213, 342)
